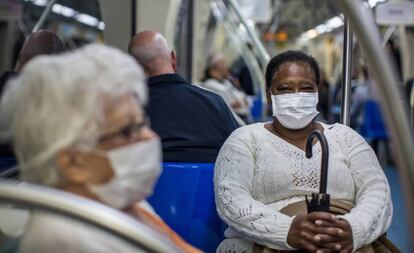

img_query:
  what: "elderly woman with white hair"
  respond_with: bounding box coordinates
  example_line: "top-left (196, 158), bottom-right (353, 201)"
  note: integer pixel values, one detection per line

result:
top-left (0, 44), bottom-right (201, 253)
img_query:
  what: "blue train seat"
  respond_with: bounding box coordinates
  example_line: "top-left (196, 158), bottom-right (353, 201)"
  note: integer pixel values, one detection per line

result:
top-left (250, 95), bottom-right (263, 122)
top-left (360, 100), bottom-right (389, 140)
top-left (148, 162), bottom-right (226, 253)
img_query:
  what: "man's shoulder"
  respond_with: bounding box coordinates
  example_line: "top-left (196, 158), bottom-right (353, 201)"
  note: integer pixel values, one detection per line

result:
top-left (159, 80), bottom-right (226, 102)
top-left (186, 83), bottom-right (224, 99)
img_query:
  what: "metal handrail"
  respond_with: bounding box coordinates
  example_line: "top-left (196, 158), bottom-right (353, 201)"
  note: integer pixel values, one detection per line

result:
top-left (0, 180), bottom-right (180, 253)
top-left (337, 0), bottom-right (414, 242)
top-left (0, 166), bottom-right (18, 179)
top-left (340, 19), bottom-right (353, 126)
top-left (215, 8), bottom-right (265, 94)
top-left (32, 0), bottom-right (57, 33)
top-left (226, 0), bottom-right (270, 68)
top-left (212, 0), bottom-right (269, 119)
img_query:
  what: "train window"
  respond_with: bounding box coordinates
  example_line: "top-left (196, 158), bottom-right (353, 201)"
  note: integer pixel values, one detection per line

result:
top-left (21, 0), bottom-right (104, 47)
top-left (0, 0), bottom-right (104, 74)
top-left (175, 0), bottom-right (194, 80)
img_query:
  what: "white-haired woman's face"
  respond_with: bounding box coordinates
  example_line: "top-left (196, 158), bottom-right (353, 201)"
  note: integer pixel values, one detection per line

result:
top-left (56, 93), bottom-right (160, 208)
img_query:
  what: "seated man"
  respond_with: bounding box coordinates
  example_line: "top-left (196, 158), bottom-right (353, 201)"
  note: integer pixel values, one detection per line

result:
top-left (0, 44), bottom-right (200, 253)
top-left (128, 31), bottom-right (239, 163)
top-left (202, 53), bottom-right (252, 123)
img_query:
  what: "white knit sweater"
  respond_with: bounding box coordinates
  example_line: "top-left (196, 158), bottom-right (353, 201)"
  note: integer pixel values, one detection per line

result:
top-left (214, 122), bottom-right (392, 252)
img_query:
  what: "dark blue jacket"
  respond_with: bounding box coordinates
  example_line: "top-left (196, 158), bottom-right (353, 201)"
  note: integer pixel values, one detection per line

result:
top-left (147, 73), bottom-right (239, 163)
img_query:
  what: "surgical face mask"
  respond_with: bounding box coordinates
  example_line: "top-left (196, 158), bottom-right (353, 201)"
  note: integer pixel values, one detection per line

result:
top-left (87, 138), bottom-right (162, 209)
top-left (271, 92), bottom-right (319, 129)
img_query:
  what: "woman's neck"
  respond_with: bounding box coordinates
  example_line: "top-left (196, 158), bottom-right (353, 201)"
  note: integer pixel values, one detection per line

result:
top-left (267, 119), bottom-right (322, 151)
top-left (273, 120), bottom-right (317, 139)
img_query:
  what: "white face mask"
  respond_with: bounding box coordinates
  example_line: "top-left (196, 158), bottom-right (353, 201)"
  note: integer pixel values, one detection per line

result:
top-left (87, 138), bottom-right (162, 209)
top-left (271, 92), bottom-right (319, 129)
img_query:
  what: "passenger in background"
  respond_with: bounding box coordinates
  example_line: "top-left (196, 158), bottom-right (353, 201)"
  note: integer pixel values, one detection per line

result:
top-left (128, 31), bottom-right (239, 163)
top-left (351, 66), bottom-right (371, 131)
top-left (0, 29), bottom-right (65, 157)
top-left (202, 53), bottom-right (252, 123)
top-left (231, 55), bottom-right (255, 96)
top-left (0, 44), bottom-right (200, 253)
top-left (317, 70), bottom-right (331, 123)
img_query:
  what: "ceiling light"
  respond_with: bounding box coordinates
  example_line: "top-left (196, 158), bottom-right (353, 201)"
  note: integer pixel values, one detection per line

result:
top-left (76, 13), bottom-right (99, 27)
top-left (52, 4), bottom-right (75, 18)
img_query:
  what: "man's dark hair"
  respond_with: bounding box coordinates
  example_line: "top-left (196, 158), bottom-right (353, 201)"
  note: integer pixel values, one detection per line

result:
top-left (265, 50), bottom-right (320, 89)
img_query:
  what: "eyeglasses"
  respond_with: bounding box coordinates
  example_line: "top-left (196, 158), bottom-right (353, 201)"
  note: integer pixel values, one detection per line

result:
top-left (98, 121), bottom-right (147, 143)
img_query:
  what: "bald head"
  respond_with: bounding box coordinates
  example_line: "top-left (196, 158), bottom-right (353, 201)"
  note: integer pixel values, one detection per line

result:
top-left (18, 30), bottom-right (65, 71)
top-left (128, 31), bottom-right (176, 77)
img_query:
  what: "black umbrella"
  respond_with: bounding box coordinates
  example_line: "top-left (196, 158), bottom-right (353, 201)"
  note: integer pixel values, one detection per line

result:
top-left (305, 130), bottom-right (330, 213)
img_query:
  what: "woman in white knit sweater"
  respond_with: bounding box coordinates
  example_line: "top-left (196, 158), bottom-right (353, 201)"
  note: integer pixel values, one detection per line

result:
top-left (214, 51), bottom-right (392, 253)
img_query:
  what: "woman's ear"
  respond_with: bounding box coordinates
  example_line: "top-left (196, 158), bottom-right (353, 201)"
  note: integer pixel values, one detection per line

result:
top-left (56, 149), bottom-right (89, 184)
top-left (266, 89), bottom-right (272, 105)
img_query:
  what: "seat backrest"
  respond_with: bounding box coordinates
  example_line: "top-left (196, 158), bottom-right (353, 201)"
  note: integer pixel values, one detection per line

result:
top-left (360, 100), bottom-right (389, 140)
top-left (148, 163), bottom-right (226, 253)
top-left (250, 96), bottom-right (263, 121)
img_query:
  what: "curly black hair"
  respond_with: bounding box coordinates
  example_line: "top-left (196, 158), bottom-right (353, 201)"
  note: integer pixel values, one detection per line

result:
top-left (265, 50), bottom-right (320, 90)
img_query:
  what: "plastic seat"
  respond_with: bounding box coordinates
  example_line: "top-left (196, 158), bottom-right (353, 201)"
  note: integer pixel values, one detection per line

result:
top-left (360, 100), bottom-right (389, 140)
top-left (148, 162), bottom-right (226, 253)
top-left (250, 96), bottom-right (263, 122)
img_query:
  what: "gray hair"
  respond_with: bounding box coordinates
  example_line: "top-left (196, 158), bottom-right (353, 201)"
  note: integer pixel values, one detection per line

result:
top-left (128, 33), bottom-right (171, 73)
top-left (0, 44), bottom-right (147, 186)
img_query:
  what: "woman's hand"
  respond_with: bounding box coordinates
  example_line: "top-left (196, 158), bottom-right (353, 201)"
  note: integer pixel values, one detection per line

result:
top-left (287, 212), bottom-right (339, 253)
top-left (312, 216), bottom-right (354, 253)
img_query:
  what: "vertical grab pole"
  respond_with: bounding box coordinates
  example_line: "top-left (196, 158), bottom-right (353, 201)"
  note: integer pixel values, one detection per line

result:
top-left (32, 0), bottom-right (57, 33)
top-left (340, 18), bottom-right (353, 126)
top-left (131, 0), bottom-right (137, 38)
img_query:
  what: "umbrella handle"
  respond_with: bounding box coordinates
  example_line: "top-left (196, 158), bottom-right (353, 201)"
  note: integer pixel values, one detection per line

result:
top-left (306, 130), bottom-right (329, 194)
top-left (306, 193), bottom-right (331, 213)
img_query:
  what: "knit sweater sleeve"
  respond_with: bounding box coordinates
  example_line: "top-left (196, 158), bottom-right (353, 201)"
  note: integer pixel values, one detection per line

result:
top-left (337, 125), bottom-right (393, 251)
top-left (214, 127), bottom-right (295, 250)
